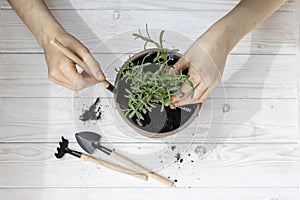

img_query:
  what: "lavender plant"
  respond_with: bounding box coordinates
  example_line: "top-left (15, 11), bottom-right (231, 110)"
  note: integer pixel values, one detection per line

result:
top-left (117, 25), bottom-right (194, 120)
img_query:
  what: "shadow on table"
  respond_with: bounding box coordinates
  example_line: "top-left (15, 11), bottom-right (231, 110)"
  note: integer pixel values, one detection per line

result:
top-left (206, 24), bottom-right (286, 150)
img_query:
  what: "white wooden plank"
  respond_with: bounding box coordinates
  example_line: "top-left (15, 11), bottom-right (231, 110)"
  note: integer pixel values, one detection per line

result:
top-left (0, 98), bottom-right (296, 126)
top-left (0, 54), bottom-right (296, 78)
top-left (297, 0), bottom-right (300, 133)
top-left (0, 143), bottom-right (298, 187)
top-left (0, 80), bottom-right (296, 99)
top-left (0, 10), bottom-right (296, 54)
top-left (0, 54), bottom-right (297, 83)
top-left (0, 188), bottom-right (299, 200)
top-left (0, 54), bottom-right (297, 98)
top-left (0, 0), bottom-right (296, 11)
top-left (0, 0), bottom-right (298, 198)
top-left (0, 120), bottom-right (297, 143)
top-left (0, 98), bottom-right (298, 143)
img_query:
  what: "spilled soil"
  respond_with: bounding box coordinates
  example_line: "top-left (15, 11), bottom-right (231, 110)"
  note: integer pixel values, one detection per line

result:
top-left (80, 98), bottom-right (102, 122)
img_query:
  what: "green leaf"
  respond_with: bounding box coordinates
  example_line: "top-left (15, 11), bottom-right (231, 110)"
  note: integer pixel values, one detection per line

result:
top-left (125, 88), bottom-right (133, 95)
top-left (142, 108), bottom-right (147, 114)
top-left (143, 41), bottom-right (148, 50)
top-left (145, 24), bottom-right (150, 37)
top-left (186, 79), bottom-right (195, 98)
top-left (136, 112), bottom-right (144, 120)
top-left (190, 89), bottom-right (195, 99)
top-left (160, 102), bottom-right (165, 112)
top-left (129, 111), bottom-right (135, 118)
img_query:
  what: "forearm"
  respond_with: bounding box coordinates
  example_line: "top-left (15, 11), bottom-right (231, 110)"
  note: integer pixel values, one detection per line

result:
top-left (8, 0), bottom-right (64, 48)
top-left (174, 0), bottom-right (288, 106)
top-left (200, 0), bottom-right (287, 54)
top-left (220, 0), bottom-right (287, 52)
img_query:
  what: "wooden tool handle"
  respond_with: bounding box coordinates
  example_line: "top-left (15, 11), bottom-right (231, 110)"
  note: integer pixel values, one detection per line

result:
top-left (110, 151), bottom-right (173, 187)
top-left (81, 153), bottom-right (147, 181)
top-left (50, 38), bottom-right (111, 89)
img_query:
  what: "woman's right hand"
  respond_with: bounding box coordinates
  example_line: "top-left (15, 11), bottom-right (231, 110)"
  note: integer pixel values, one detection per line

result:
top-left (43, 30), bottom-right (105, 91)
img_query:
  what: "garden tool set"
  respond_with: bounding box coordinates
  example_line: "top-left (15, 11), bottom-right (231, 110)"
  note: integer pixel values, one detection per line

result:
top-left (55, 132), bottom-right (173, 186)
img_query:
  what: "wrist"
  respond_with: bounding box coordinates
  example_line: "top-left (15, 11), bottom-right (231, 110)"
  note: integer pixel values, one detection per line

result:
top-left (191, 23), bottom-right (229, 74)
top-left (196, 23), bottom-right (230, 58)
top-left (38, 23), bottom-right (65, 49)
top-left (210, 17), bottom-right (244, 53)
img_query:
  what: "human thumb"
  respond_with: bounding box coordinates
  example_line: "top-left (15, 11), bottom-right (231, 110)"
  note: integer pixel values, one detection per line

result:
top-left (83, 54), bottom-right (106, 81)
top-left (173, 56), bottom-right (189, 73)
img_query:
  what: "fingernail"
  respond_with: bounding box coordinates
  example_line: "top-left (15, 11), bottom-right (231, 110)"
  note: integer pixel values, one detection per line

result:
top-left (97, 71), bottom-right (105, 81)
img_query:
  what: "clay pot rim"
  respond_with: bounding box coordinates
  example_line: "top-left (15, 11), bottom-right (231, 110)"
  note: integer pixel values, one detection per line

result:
top-left (114, 48), bottom-right (201, 138)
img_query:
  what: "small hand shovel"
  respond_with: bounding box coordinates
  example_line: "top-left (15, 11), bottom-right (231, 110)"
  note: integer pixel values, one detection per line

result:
top-left (55, 136), bottom-right (147, 180)
top-left (75, 131), bottom-right (174, 187)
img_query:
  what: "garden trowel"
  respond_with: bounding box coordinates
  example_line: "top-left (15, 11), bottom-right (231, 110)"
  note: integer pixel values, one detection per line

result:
top-left (55, 136), bottom-right (147, 180)
top-left (75, 131), bottom-right (174, 186)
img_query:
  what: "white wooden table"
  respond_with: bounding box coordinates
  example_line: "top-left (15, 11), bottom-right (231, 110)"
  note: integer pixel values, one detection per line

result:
top-left (0, 0), bottom-right (299, 199)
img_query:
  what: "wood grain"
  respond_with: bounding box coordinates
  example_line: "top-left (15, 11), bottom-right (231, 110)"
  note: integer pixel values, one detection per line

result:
top-left (0, 54), bottom-right (297, 98)
top-left (0, 10), bottom-right (297, 54)
top-left (0, 0), bottom-right (295, 11)
top-left (0, 143), bottom-right (298, 187)
top-left (0, 98), bottom-right (296, 125)
top-left (0, 0), bottom-right (298, 198)
top-left (0, 188), bottom-right (299, 200)
top-left (0, 79), bottom-right (296, 99)
top-left (0, 54), bottom-right (296, 79)
top-left (0, 97), bottom-right (297, 143)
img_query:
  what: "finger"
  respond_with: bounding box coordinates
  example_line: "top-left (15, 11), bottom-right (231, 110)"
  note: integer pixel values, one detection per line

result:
top-left (51, 53), bottom-right (99, 91)
top-left (171, 74), bottom-right (202, 104)
top-left (168, 66), bottom-right (176, 75)
top-left (80, 71), bottom-right (99, 87)
top-left (70, 73), bottom-right (97, 91)
top-left (68, 39), bottom-right (105, 82)
top-left (83, 52), bottom-right (105, 81)
top-left (173, 57), bottom-right (189, 72)
top-left (173, 83), bottom-right (208, 107)
top-left (49, 68), bottom-right (93, 91)
top-left (172, 95), bottom-right (191, 107)
top-left (183, 74), bottom-right (202, 93)
top-left (62, 65), bottom-right (98, 91)
top-left (198, 88), bottom-right (211, 103)
top-left (48, 59), bottom-right (74, 88)
top-left (48, 73), bottom-right (74, 90)
top-left (171, 82), bottom-right (191, 104)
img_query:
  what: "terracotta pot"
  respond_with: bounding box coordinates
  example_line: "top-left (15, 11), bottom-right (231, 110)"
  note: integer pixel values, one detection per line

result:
top-left (114, 49), bottom-right (201, 138)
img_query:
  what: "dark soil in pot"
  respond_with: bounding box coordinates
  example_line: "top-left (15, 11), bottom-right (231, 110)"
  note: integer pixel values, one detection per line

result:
top-left (115, 49), bottom-right (201, 138)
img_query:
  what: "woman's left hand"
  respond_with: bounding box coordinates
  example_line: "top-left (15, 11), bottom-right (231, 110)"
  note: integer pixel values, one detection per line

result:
top-left (171, 26), bottom-right (229, 107)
